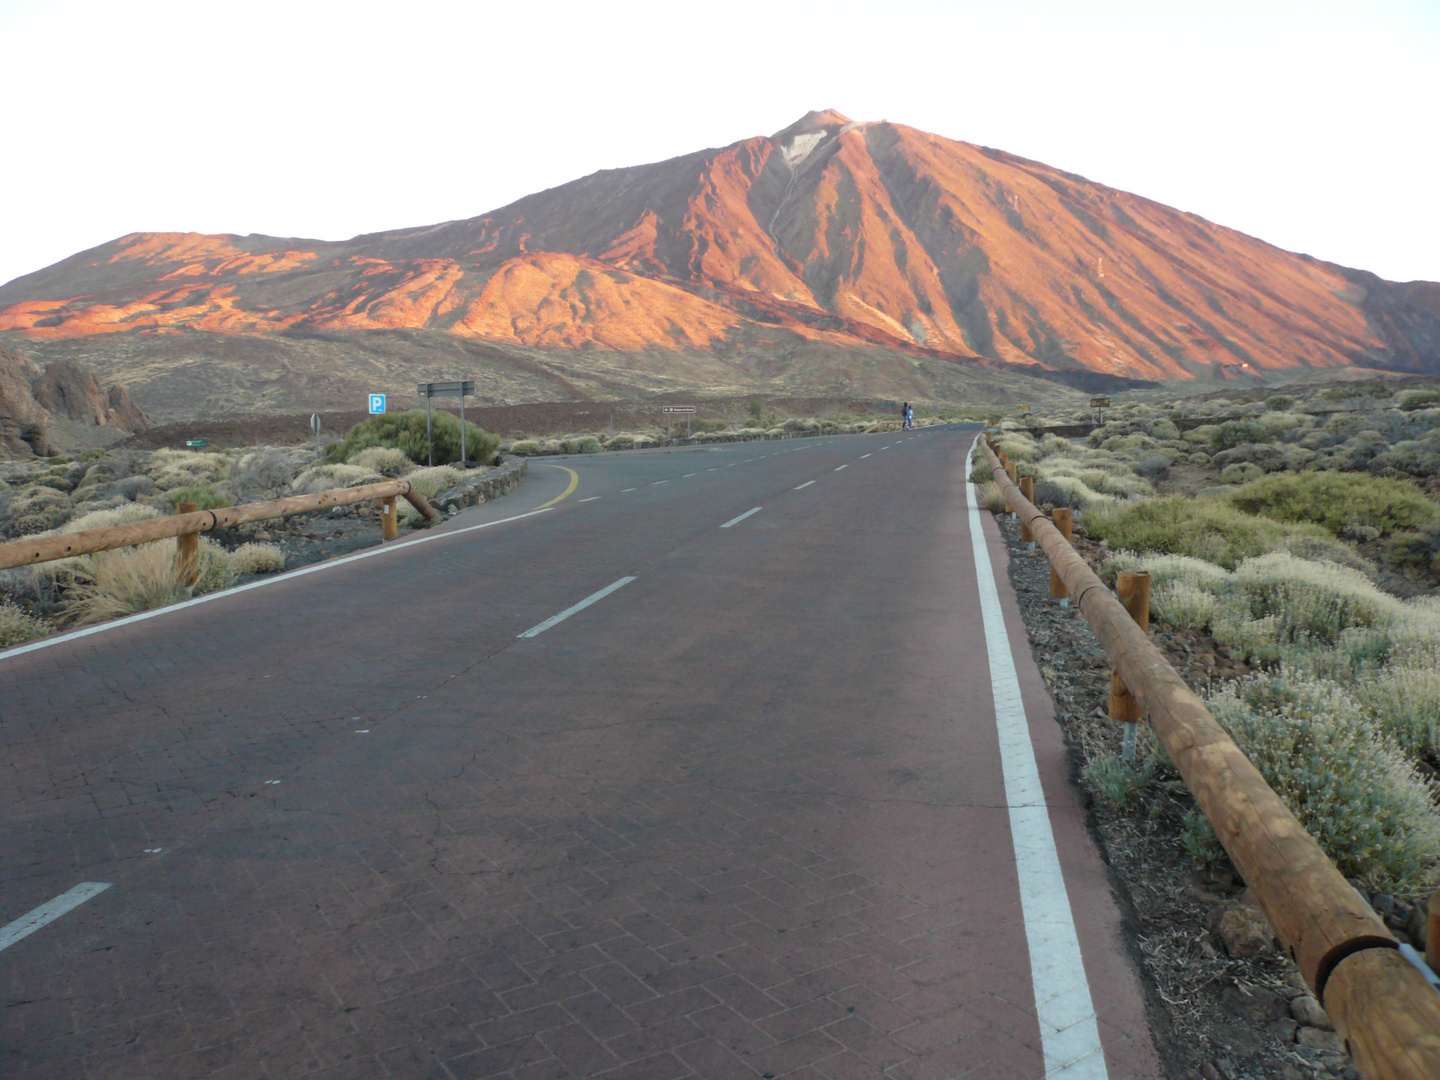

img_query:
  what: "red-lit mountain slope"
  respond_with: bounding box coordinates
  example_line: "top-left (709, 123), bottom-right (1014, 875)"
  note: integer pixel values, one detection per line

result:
top-left (3, 109), bottom-right (1437, 413)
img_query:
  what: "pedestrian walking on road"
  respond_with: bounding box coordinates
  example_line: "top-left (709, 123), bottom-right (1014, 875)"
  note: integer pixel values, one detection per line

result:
top-left (905, 404), bottom-right (914, 430)
top-left (901, 401), bottom-right (910, 429)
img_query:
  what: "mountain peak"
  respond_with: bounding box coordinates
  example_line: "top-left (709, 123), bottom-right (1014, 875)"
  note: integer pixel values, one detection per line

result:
top-left (772, 109), bottom-right (853, 141)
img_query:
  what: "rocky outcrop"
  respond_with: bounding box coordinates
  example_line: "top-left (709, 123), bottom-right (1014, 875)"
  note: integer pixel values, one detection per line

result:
top-left (0, 343), bottom-right (151, 457)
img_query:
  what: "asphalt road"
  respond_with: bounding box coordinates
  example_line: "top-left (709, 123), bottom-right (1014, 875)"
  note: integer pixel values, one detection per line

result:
top-left (0, 427), bottom-right (1161, 1080)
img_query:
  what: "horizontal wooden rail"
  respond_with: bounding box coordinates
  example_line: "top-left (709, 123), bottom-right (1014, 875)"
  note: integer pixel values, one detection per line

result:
top-left (976, 436), bottom-right (1440, 1080)
top-left (0, 480), bottom-right (440, 572)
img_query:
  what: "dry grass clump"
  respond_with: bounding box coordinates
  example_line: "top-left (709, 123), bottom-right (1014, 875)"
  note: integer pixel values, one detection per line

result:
top-left (975, 481), bottom-right (1007, 514)
top-left (291, 464), bottom-right (384, 495)
top-left (0, 598), bottom-right (50, 646)
top-left (62, 544), bottom-right (192, 624)
top-left (230, 542), bottom-right (285, 575)
top-left (402, 465), bottom-right (464, 500)
top-left (63, 503), bottom-right (161, 533)
top-left (150, 450), bottom-right (229, 491)
top-left (347, 447), bottom-right (415, 477)
top-left (60, 537), bottom-right (236, 624)
top-left (509, 439), bottom-right (543, 454)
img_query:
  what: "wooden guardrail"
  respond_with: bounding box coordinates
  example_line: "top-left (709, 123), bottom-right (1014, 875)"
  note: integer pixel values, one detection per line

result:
top-left (976, 433), bottom-right (1440, 1080)
top-left (0, 480), bottom-right (440, 572)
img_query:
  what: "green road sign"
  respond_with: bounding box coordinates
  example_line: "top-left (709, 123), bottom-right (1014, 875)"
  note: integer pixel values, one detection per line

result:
top-left (185, 439), bottom-right (207, 448)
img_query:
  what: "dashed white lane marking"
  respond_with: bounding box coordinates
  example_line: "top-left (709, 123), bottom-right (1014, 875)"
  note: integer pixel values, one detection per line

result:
top-left (794, 481), bottom-right (816, 490)
top-left (861, 453), bottom-right (872, 458)
top-left (683, 473), bottom-right (695, 477)
top-left (707, 467), bottom-right (718, 472)
top-left (0, 883), bottom-right (111, 953)
top-left (880, 446), bottom-right (890, 450)
top-left (0, 505), bottom-right (558, 665)
top-left (579, 496), bottom-right (601, 502)
top-left (622, 487), bottom-right (637, 492)
top-left (517, 577), bottom-right (637, 639)
top-left (719, 507), bottom-right (763, 528)
top-left (966, 435), bottom-right (1109, 1080)
top-left (652, 480), bottom-right (669, 485)
top-left (834, 464), bottom-right (848, 471)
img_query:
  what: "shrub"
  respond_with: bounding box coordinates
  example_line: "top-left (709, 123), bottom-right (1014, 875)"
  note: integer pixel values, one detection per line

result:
top-left (230, 542), bottom-right (285, 575)
top-left (970, 459), bottom-right (992, 485)
top-left (1211, 419), bottom-right (1274, 451)
top-left (1134, 454), bottom-right (1171, 481)
top-left (1229, 552), bottom-right (1404, 647)
top-left (1086, 497), bottom-right (1335, 569)
top-left (1396, 388), bottom-right (1440, 411)
top-left (566, 436), bottom-right (602, 454)
top-left (1267, 395), bottom-right (1295, 411)
top-left (509, 439), bottom-right (543, 455)
top-left (195, 537), bottom-right (237, 594)
top-left (1206, 672), bottom-right (1440, 892)
top-left (166, 483), bottom-right (232, 511)
top-left (1084, 755), bottom-right (1154, 809)
top-left (1151, 581), bottom-right (1217, 629)
top-left (1228, 472), bottom-right (1440, 540)
top-left (0, 599), bottom-right (50, 646)
top-left (226, 448), bottom-right (312, 503)
top-left (348, 447), bottom-right (415, 477)
top-left (1220, 462), bottom-right (1265, 485)
top-left (326, 410), bottom-right (498, 467)
top-left (1354, 666), bottom-right (1440, 760)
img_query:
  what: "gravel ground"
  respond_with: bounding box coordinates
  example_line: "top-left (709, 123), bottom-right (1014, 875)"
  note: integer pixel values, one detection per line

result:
top-left (993, 510), bottom-right (1370, 1080)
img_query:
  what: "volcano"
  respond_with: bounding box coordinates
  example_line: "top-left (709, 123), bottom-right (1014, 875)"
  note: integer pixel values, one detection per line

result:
top-left (3, 110), bottom-right (1437, 419)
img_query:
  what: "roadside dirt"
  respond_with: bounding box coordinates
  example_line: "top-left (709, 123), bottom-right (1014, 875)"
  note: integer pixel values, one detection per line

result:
top-left (117, 395), bottom-right (913, 451)
top-left (995, 512), bottom-right (1369, 1080)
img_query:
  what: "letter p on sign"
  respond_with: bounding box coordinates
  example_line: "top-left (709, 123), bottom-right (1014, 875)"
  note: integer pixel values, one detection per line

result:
top-left (369, 394), bottom-right (386, 415)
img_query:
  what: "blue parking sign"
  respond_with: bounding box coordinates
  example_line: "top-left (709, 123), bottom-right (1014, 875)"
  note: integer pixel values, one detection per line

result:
top-left (369, 394), bottom-right (386, 414)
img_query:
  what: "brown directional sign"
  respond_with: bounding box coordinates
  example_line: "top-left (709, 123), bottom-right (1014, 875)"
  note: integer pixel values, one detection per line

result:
top-left (661, 405), bottom-right (696, 414)
top-left (1091, 396), bottom-right (1111, 408)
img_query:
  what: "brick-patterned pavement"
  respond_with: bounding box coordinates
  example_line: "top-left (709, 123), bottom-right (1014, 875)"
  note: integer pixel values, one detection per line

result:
top-left (0, 431), bottom-right (1161, 1079)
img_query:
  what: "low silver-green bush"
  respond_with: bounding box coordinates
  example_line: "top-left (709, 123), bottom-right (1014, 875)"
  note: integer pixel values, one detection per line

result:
top-left (1207, 672), bottom-right (1440, 891)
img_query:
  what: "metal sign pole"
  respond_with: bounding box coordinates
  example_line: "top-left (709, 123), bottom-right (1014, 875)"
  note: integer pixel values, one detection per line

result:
top-left (426, 395), bottom-right (433, 467)
top-left (459, 389), bottom-right (467, 467)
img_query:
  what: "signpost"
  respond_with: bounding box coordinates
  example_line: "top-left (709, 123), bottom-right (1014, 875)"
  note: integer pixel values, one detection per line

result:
top-left (185, 438), bottom-right (206, 449)
top-left (661, 404), bottom-right (696, 439)
top-left (310, 413), bottom-right (322, 458)
top-left (369, 394), bottom-right (387, 415)
top-left (1090, 396), bottom-right (1111, 423)
top-left (417, 380), bottom-right (476, 467)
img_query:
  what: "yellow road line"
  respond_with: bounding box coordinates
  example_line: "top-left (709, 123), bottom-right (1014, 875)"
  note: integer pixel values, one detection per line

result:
top-left (534, 465), bottom-right (579, 509)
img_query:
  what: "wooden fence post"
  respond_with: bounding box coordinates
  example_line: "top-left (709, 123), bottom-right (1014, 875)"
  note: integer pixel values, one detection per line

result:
top-left (176, 502), bottom-right (199, 587)
top-left (1427, 891), bottom-right (1440, 974)
top-left (379, 495), bottom-right (398, 540)
top-left (1051, 508), bottom-right (1072, 604)
top-left (1112, 570), bottom-right (1151, 759)
top-left (1019, 477), bottom-right (1034, 542)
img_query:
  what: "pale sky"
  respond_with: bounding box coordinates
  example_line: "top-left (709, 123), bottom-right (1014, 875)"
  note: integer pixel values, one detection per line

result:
top-left (2, 0), bottom-right (1437, 290)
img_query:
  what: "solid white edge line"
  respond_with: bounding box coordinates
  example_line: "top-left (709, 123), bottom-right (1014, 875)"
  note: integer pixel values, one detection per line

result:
top-left (0, 506), bottom-right (558, 665)
top-left (794, 481), bottom-right (816, 490)
top-left (966, 434), bottom-right (1109, 1080)
top-left (516, 576), bottom-right (636, 639)
top-left (0, 882), bottom-right (112, 952)
top-left (719, 507), bottom-right (763, 528)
